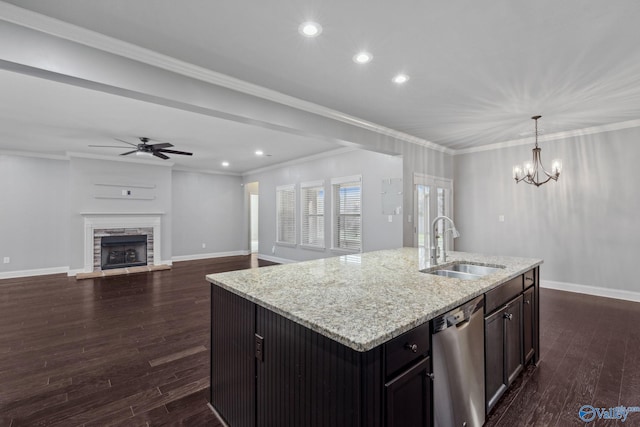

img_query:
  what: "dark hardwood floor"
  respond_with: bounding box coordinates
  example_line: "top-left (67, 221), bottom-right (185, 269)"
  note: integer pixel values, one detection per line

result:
top-left (2, 258), bottom-right (640, 426)
top-left (0, 255), bottom-right (276, 427)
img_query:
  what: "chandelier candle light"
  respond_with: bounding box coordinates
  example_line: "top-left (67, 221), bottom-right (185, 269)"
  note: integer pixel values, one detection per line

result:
top-left (513, 115), bottom-right (562, 187)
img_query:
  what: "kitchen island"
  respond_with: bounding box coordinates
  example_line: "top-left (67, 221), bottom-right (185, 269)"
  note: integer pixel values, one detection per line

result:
top-left (207, 248), bottom-right (542, 426)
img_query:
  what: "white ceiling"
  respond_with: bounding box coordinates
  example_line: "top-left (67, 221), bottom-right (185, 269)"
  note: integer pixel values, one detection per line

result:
top-left (0, 70), bottom-right (342, 173)
top-left (2, 0), bottom-right (640, 170)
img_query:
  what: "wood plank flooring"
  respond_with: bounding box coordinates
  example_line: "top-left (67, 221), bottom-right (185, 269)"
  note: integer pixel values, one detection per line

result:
top-left (2, 257), bottom-right (640, 426)
top-left (0, 256), bottom-right (276, 427)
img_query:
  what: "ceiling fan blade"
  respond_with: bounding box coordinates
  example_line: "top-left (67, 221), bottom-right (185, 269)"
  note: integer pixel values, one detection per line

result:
top-left (114, 138), bottom-right (138, 147)
top-left (156, 148), bottom-right (193, 156)
top-left (89, 145), bottom-right (131, 148)
top-left (152, 151), bottom-right (170, 160)
top-left (149, 142), bottom-right (173, 149)
top-left (120, 150), bottom-right (138, 156)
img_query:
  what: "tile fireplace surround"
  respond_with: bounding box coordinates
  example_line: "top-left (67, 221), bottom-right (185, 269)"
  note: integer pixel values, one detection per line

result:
top-left (79, 213), bottom-right (167, 278)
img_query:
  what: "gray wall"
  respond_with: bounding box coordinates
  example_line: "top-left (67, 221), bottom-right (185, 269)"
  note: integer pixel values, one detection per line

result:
top-left (243, 149), bottom-right (403, 262)
top-left (454, 126), bottom-right (640, 294)
top-left (0, 153), bottom-right (249, 276)
top-left (171, 170), bottom-right (245, 257)
top-left (0, 155), bottom-right (69, 274)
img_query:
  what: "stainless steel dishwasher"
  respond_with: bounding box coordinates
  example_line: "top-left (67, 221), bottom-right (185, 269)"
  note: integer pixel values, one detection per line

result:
top-left (432, 295), bottom-right (485, 427)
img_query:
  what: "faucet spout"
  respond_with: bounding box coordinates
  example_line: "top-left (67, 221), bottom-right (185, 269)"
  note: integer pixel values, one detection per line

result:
top-left (430, 216), bottom-right (460, 265)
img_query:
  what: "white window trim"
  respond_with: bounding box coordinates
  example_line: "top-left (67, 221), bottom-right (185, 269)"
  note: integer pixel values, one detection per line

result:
top-left (276, 184), bottom-right (296, 247)
top-left (331, 175), bottom-right (363, 254)
top-left (300, 180), bottom-right (326, 251)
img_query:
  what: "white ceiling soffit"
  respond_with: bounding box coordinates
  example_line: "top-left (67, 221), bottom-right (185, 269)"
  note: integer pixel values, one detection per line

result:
top-left (2, 1), bottom-right (640, 153)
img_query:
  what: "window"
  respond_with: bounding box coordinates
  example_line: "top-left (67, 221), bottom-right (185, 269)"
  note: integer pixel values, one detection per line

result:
top-left (276, 184), bottom-right (296, 245)
top-left (300, 181), bottom-right (325, 249)
top-left (332, 176), bottom-right (362, 252)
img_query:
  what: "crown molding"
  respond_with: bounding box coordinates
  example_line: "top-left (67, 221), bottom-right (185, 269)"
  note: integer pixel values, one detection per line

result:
top-left (0, 2), bottom-right (450, 154)
top-left (454, 118), bottom-right (640, 155)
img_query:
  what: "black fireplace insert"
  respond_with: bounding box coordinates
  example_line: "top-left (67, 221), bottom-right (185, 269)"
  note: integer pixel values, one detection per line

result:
top-left (101, 235), bottom-right (147, 270)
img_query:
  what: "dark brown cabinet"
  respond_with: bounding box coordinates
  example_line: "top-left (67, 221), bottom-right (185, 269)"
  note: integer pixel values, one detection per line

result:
top-left (384, 321), bottom-right (432, 427)
top-left (522, 285), bottom-right (535, 364)
top-left (485, 267), bottom-right (539, 415)
top-left (385, 356), bottom-right (432, 427)
top-left (504, 295), bottom-right (524, 385)
top-left (485, 295), bottom-right (523, 413)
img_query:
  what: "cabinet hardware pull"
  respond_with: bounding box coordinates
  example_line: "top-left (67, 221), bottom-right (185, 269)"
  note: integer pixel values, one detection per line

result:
top-left (426, 372), bottom-right (434, 380)
top-left (405, 343), bottom-right (418, 353)
top-left (504, 313), bottom-right (513, 320)
top-left (524, 299), bottom-right (531, 305)
top-left (525, 277), bottom-right (534, 282)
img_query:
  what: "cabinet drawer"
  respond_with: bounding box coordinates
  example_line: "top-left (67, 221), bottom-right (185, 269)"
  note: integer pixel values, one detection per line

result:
top-left (524, 268), bottom-right (536, 288)
top-left (485, 275), bottom-right (523, 314)
top-left (385, 322), bottom-right (430, 378)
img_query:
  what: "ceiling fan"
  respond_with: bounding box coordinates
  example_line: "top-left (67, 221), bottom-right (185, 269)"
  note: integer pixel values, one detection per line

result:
top-left (89, 137), bottom-right (193, 160)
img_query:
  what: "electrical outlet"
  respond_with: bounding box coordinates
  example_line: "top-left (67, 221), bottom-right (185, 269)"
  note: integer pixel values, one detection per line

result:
top-left (272, 245), bottom-right (276, 254)
top-left (498, 215), bottom-right (505, 222)
top-left (388, 215), bottom-right (393, 223)
top-left (202, 243), bottom-right (206, 249)
top-left (3, 257), bottom-right (10, 264)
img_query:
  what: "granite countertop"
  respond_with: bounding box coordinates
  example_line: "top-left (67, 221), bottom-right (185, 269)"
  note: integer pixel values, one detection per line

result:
top-left (206, 248), bottom-right (542, 352)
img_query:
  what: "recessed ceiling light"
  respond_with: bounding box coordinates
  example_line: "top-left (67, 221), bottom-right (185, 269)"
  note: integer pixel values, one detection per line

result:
top-left (298, 21), bottom-right (322, 38)
top-left (221, 161), bottom-right (229, 167)
top-left (392, 74), bottom-right (410, 84)
top-left (353, 51), bottom-right (373, 64)
top-left (255, 150), bottom-right (264, 156)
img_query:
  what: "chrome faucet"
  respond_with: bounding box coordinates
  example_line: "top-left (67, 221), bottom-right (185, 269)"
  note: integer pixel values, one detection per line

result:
top-left (430, 216), bottom-right (460, 265)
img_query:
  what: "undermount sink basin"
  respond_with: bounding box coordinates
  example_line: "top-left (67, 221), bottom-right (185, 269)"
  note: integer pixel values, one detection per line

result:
top-left (448, 263), bottom-right (502, 276)
top-left (430, 270), bottom-right (482, 280)
top-left (423, 263), bottom-right (505, 281)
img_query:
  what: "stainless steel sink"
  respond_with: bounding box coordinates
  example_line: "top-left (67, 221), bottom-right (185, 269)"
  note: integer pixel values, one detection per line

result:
top-left (423, 263), bottom-right (504, 281)
top-left (430, 270), bottom-right (483, 280)
top-left (448, 263), bottom-right (502, 276)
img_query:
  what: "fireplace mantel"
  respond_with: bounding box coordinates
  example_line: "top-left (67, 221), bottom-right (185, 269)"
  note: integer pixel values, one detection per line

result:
top-left (82, 214), bottom-right (163, 274)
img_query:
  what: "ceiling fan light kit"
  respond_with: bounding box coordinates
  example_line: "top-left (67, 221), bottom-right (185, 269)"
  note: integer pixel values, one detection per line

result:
top-left (512, 116), bottom-right (562, 187)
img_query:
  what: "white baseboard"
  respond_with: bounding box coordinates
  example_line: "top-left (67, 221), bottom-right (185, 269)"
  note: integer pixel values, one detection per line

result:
top-left (541, 279), bottom-right (640, 303)
top-left (257, 254), bottom-right (296, 264)
top-left (172, 250), bottom-right (250, 262)
top-left (0, 266), bottom-right (69, 280)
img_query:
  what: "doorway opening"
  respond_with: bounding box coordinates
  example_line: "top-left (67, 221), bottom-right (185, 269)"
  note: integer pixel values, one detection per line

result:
top-left (413, 174), bottom-right (453, 254)
top-left (247, 182), bottom-right (259, 254)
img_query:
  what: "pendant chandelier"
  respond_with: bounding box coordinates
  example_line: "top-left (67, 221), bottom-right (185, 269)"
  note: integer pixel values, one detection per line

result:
top-left (512, 115), bottom-right (562, 187)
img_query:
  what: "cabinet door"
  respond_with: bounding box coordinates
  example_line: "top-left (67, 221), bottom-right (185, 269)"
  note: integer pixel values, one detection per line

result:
top-left (504, 295), bottom-right (523, 386)
top-left (485, 308), bottom-right (506, 414)
top-left (385, 356), bottom-right (431, 427)
top-left (522, 286), bottom-right (535, 364)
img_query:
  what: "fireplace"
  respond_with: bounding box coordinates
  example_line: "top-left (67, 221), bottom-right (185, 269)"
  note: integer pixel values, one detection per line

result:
top-left (101, 234), bottom-right (147, 270)
top-left (81, 214), bottom-right (163, 275)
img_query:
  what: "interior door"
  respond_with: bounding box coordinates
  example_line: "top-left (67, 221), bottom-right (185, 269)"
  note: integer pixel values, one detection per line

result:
top-left (413, 174), bottom-right (453, 254)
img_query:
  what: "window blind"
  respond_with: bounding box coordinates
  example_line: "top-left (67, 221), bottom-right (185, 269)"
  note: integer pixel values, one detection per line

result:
top-left (333, 179), bottom-right (361, 251)
top-left (301, 183), bottom-right (324, 248)
top-left (276, 185), bottom-right (296, 244)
